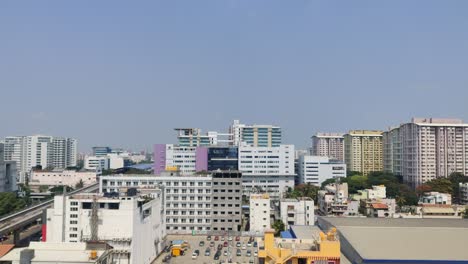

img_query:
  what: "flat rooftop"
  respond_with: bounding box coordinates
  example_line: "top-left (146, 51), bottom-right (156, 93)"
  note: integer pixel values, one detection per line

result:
top-left (318, 217), bottom-right (468, 263)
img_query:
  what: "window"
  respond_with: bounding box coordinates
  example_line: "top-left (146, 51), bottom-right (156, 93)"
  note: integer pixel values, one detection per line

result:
top-left (69, 234), bottom-right (78, 238)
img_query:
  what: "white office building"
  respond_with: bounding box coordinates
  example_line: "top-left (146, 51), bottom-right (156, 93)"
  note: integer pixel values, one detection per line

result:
top-left (3, 135), bottom-right (77, 183)
top-left (297, 155), bottom-right (346, 186)
top-left (229, 120), bottom-right (282, 147)
top-left (384, 118), bottom-right (468, 187)
top-left (249, 194), bottom-right (271, 234)
top-left (238, 144), bottom-right (295, 199)
top-left (85, 156), bottom-right (110, 171)
top-left (46, 191), bottom-right (165, 264)
top-left (154, 144), bottom-right (197, 174)
top-left (311, 133), bottom-right (345, 161)
top-left (280, 198), bottom-right (314, 229)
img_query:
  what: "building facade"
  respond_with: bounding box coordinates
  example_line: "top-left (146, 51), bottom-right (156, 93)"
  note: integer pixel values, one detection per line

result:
top-left (3, 135), bottom-right (77, 183)
top-left (297, 155), bottom-right (346, 186)
top-left (92, 147), bottom-right (112, 157)
top-left (153, 144), bottom-right (197, 174)
top-left (46, 191), bottom-right (165, 264)
top-left (29, 170), bottom-right (98, 187)
top-left (0, 143), bottom-right (17, 192)
top-left (460, 183), bottom-right (468, 205)
top-left (249, 194), bottom-right (271, 234)
top-left (311, 133), bottom-right (345, 161)
top-left (229, 120), bottom-right (282, 147)
top-left (211, 171), bottom-right (243, 232)
top-left (238, 144), bottom-right (295, 199)
top-left (383, 118), bottom-right (468, 187)
top-left (344, 130), bottom-right (383, 175)
top-left (174, 128), bottom-right (214, 147)
top-left (84, 156), bottom-right (109, 171)
top-left (280, 198), bottom-right (315, 229)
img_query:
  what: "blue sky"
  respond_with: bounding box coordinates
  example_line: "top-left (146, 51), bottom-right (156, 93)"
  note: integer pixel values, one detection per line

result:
top-left (1, 1), bottom-right (468, 152)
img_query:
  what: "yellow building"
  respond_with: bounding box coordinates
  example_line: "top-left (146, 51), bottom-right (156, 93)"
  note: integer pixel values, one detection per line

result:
top-left (258, 228), bottom-right (341, 264)
top-left (344, 130), bottom-right (383, 175)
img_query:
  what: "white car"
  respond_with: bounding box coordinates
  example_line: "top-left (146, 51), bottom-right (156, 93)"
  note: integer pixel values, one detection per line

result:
top-left (242, 243), bottom-right (246, 250)
top-left (228, 236), bottom-right (233, 241)
top-left (192, 250), bottom-right (199, 259)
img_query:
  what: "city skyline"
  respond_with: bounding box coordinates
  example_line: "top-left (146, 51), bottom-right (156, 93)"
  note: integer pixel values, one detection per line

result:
top-left (1, 1), bottom-right (468, 151)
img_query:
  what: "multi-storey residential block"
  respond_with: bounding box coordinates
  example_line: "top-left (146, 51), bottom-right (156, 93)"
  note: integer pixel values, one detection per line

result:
top-left (297, 155), bottom-right (346, 186)
top-left (344, 130), bottom-right (383, 175)
top-left (0, 143), bottom-right (17, 192)
top-left (280, 197), bottom-right (314, 229)
top-left (211, 171), bottom-right (243, 232)
top-left (238, 144), bottom-right (295, 199)
top-left (249, 194), bottom-right (271, 234)
top-left (311, 133), bottom-right (345, 161)
top-left (229, 120), bottom-right (281, 147)
top-left (460, 183), bottom-right (468, 205)
top-left (46, 191), bottom-right (165, 264)
top-left (29, 170), bottom-right (98, 188)
top-left (100, 171), bottom-right (243, 234)
top-left (384, 118), bottom-right (468, 187)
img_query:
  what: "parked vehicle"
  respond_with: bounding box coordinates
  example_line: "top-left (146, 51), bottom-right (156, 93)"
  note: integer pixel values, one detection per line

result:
top-left (192, 249), bottom-right (200, 259)
top-left (207, 235), bottom-right (212, 241)
top-left (236, 249), bottom-right (242, 256)
top-left (199, 241), bottom-right (205, 247)
top-left (205, 248), bottom-right (211, 256)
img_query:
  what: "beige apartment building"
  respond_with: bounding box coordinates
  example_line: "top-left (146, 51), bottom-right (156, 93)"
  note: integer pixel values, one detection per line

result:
top-left (344, 130), bottom-right (383, 175)
top-left (311, 133), bottom-right (345, 161)
top-left (383, 118), bottom-right (468, 188)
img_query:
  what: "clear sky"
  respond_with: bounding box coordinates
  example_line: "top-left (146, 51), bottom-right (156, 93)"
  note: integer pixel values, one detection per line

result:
top-left (1, 1), bottom-right (468, 152)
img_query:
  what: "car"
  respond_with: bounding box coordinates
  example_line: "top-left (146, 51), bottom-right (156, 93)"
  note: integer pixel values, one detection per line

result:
top-left (199, 241), bottom-right (205, 247)
top-left (254, 250), bottom-right (258, 256)
top-left (236, 249), bottom-right (242, 256)
top-left (253, 241), bottom-right (258, 248)
top-left (205, 248), bottom-right (211, 256)
top-left (223, 241), bottom-right (228, 247)
top-left (242, 243), bottom-right (246, 250)
top-left (221, 236), bottom-right (225, 241)
top-left (228, 236), bottom-right (233, 241)
top-left (236, 242), bottom-right (241, 247)
top-left (210, 241), bottom-right (215, 247)
top-left (249, 259), bottom-right (254, 264)
top-left (214, 236), bottom-right (219, 241)
top-left (235, 236), bottom-right (240, 241)
top-left (246, 250), bottom-right (252, 257)
top-left (214, 251), bottom-right (221, 260)
top-left (224, 250), bottom-right (228, 256)
top-left (217, 244), bottom-right (223, 251)
top-left (192, 250), bottom-right (200, 259)
top-left (247, 241), bottom-right (252, 247)
top-left (207, 235), bottom-right (212, 241)
top-left (162, 255), bottom-right (171, 263)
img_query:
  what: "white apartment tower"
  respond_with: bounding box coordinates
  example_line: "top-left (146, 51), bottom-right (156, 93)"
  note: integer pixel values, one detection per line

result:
top-left (383, 118), bottom-right (468, 187)
top-left (311, 133), bottom-right (345, 161)
top-left (3, 135), bottom-right (78, 183)
top-left (249, 194), bottom-right (271, 234)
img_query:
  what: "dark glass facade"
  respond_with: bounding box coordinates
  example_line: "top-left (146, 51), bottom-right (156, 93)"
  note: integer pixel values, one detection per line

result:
top-left (207, 147), bottom-right (238, 171)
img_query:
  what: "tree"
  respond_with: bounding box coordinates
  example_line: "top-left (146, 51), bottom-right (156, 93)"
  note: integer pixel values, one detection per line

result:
top-left (463, 208), bottom-right (468, 219)
top-left (285, 184), bottom-right (320, 202)
top-left (426, 178), bottom-right (453, 194)
top-left (346, 175), bottom-right (369, 194)
top-left (448, 172), bottom-right (468, 203)
top-left (75, 179), bottom-right (84, 189)
top-left (50, 185), bottom-right (73, 195)
top-left (271, 220), bottom-right (285, 236)
top-left (39, 185), bottom-right (49, 193)
top-left (0, 192), bottom-right (28, 216)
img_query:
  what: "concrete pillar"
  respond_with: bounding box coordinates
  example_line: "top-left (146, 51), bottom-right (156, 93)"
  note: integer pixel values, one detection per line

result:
top-left (13, 229), bottom-right (21, 245)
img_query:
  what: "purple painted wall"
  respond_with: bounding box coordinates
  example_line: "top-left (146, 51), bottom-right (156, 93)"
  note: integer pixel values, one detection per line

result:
top-left (154, 144), bottom-right (167, 175)
top-left (195, 147), bottom-right (208, 172)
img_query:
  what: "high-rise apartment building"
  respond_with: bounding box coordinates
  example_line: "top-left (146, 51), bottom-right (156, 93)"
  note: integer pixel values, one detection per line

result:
top-left (0, 143), bottom-right (17, 192)
top-left (383, 118), bottom-right (468, 187)
top-left (3, 135), bottom-right (77, 183)
top-left (344, 130), bottom-right (383, 175)
top-left (311, 133), bottom-right (345, 161)
top-left (229, 120), bottom-right (281, 147)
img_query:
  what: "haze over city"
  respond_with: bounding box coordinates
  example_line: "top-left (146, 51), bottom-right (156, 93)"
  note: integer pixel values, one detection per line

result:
top-left (1, 0), bottom-right (468, 151)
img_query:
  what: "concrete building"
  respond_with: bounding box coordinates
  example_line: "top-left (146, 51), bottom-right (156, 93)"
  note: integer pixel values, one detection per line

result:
top-left (92, 147), bottom-right (112, 157)
top-left (419, 192), bottom-right (452, 205)
top-left (297, 155), bottom-right (346, 186)
top-left (460, 182), bottom-right (468, 205)
top-left (344, 130), bottom-right (383, 175)
top-left (0, 242), bottom-right (114, 264)
top-left (211, 171), bottom-right (243, 232)
top-left (351, 185), bottom-right (387, 201)
top-left (229, 120), bottom-right (282, 147)
top-left (238, 144), bottom-right (295, 199)
top-left (384, 118), bottom-right (468, 187)
top-left (174, 128), bottom-right (214, 147)
top-left (100, 172), bottom-right (242, 234)
top-left (249, 194), bottom-right (271, 234)
top-left (258, 228), bottom-right (341, 264)
top-left (46, 191), bottom-right (165, 264)
top-left (311, 133), bottom-right (345, 161)
top-left (318, 183), bottom-right (359, 217)
top-left (280, 197), bottom-right (314, 228)
top-left (29, 170), bottom-right (98, 188)
top-left (153, 144), bottom-right (197, 174)
top-left (3, 135), bottom-right (77, 183)
top-left (0, 143), bottom-right (17, 192)
top-left (318, 217), bottom-right (468, 263)
top-left (84, 156), bottom-right (109, 171)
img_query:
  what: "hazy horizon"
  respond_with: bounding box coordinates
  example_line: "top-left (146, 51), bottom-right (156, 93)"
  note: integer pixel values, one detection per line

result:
top-left (1, 1), bottom-right (468, 152)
